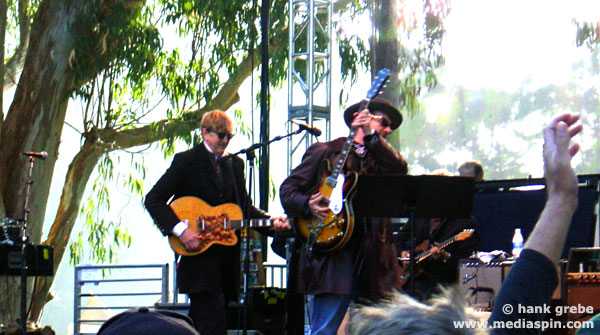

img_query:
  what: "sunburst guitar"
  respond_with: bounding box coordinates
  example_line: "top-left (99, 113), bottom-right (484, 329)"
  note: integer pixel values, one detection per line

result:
top-left (168, 196), bottom-right (278, 256)
top-left (294, 68), bottom-right (391, 253)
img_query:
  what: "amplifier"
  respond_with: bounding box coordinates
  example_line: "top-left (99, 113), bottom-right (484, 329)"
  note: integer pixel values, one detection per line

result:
top-left (459, 258), bottom-right (565, 309)
top-left (566, 284), bottom-right (600, 335)
top-left (565, 248), bottom-right (600, 335)
top-left (0, 243), bottom-right (53, 276)
top-left (459, 259), bottom-right (513, 310)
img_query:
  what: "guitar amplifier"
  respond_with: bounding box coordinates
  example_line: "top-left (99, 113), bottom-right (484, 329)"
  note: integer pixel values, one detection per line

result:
top-left (460, 258), bottom-right (565, 310)
top-left (565, 248), bottom-right (600, 334)
top-left (459, 259), bottom-right (513, 310)
top-left (0, 243), bottom-right (53, 276)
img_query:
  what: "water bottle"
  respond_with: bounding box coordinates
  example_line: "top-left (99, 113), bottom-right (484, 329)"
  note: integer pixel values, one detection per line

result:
top-left (512, 228), bottom-right (524, 257)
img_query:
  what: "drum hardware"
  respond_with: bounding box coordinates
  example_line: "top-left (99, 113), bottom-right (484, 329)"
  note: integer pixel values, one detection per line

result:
top-left (0, 218), bottom-right (21, 245)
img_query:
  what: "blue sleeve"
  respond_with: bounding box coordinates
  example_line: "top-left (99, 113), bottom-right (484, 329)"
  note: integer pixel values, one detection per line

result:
top-left (489, 249), bottom-right (558, 335)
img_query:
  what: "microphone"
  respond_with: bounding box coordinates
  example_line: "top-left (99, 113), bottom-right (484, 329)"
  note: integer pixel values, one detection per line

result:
top-left (22, 151), bottom-right (48, 160)
top-left (290, 119), bottom-right (322, 137)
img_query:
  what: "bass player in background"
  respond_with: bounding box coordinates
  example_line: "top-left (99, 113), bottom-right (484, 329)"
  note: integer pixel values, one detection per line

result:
top-left (280, 96), bottom-right (408, 335)
top-left (396, 169), bottom-right (480, 301)
top-left (398, 216), bottom-right (479, 301)
top-left (144, 110), bottom-right (289, 335)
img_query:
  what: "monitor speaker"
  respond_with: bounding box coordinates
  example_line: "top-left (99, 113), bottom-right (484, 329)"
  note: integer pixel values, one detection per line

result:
top-left (0, 243), bottom-right (53, 276)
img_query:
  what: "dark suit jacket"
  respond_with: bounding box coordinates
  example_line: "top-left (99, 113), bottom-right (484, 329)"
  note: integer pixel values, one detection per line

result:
top-left (145, 143), bottom-right (267, 297)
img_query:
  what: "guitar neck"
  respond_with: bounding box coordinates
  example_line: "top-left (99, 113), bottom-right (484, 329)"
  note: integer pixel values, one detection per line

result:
top-left (207, 218), bottom-right (274, 230)
top-left (416, 235), bottom-right (457, 263)
top-left (328, 100), bottom-right (369, 185)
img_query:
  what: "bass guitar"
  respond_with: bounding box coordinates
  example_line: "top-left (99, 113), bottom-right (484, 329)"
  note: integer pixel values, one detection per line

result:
top-left (400, 229), bottom-right (475, 286)
top-left (295, 68), bottom-right (391, 253)
top-left (168, 196), bottom-right (283, 256)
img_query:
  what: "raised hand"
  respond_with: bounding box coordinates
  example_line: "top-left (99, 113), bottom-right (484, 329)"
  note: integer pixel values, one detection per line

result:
top-left (542, 113), bottom-right (582, 205)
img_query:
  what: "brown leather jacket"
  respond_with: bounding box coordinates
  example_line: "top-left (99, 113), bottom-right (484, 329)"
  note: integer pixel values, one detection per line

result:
top-left (280, 134), bottom-right (407, 301)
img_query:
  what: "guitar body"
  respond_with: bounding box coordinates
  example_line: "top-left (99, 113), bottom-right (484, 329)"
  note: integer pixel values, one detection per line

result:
top-left (295, 159), bottom-right (358, 253)
top-left (168, 196), bottom-right (243, 256)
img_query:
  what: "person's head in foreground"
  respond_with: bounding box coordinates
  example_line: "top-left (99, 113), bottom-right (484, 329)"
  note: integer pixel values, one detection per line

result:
top-left (97, 307), bottom-right (200, 335)
top-left (347, 288), bottom-right (488, 335)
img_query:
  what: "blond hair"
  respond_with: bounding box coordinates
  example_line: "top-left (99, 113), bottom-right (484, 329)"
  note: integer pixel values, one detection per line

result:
top-left (201, 110), bottom-right (233, 134)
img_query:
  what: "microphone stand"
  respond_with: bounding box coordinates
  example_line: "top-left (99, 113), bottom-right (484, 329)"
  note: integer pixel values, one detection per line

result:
top-left (219, 127), bottom-right (312, 335)
top-left (219, 127), bottom-right (309, 163)
top-left (19, 155), bottom-right (39, 335)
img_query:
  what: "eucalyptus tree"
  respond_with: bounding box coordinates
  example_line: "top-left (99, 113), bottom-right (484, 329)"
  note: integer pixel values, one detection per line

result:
top-left (0, 0), bottom-right (448, 326)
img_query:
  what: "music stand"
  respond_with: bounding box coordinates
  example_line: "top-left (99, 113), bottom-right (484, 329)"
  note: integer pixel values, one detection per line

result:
top-left (352, 174), bottom-right (475, 295)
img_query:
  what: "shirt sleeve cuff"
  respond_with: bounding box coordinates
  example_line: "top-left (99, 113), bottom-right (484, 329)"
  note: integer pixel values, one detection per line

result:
top-left (172, 221), bottom-right (189, 237)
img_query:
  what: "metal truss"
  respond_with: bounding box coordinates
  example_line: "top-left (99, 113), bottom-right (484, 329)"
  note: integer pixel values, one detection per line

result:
top-left (287, 0), bottom-right (333, 173)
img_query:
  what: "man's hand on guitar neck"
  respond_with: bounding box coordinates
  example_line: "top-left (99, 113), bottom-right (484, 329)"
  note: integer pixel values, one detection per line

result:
top-left (179, 228), bottom-right (202, 252)
top-left (308, 192), bottom-right (330, 220)
top-left (351, 109), bottom-right (374, 136)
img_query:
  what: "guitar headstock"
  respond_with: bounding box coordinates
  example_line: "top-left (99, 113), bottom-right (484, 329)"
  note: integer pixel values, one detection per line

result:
top-left (456, 229), bottom-right (475, 241)
top-left (365, 68), bottom-right (390, 100)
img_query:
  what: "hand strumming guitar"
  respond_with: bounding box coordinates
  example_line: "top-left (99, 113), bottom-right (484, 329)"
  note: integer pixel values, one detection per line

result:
top-left (308, 192), bottom-right (330, 220)
top-left (179, 228), bottom-right (202, 252)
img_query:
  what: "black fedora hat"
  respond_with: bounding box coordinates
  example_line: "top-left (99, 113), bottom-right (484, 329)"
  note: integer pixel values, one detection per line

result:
top-left (343, 97), bottom-right (403, 130)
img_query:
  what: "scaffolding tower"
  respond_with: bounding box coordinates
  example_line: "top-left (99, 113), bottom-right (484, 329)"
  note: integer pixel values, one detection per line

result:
top-left (287, 0), bottom-right (333, 173)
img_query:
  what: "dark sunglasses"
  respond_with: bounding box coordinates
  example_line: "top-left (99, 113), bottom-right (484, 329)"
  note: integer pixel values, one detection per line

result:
top-left (208, 129), bottom-right (235, 140)
top-left (377, 117), bottom-right (390, 128)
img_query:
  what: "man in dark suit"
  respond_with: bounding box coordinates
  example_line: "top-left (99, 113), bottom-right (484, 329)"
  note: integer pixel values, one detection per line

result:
top-left (145, 110), bottom-right (288, 335)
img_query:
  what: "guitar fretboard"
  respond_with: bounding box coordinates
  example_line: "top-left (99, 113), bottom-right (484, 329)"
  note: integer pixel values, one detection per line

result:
top-left (416, 236), bottom-right (458, 263)
top-left (198, 218), bottom-right (274, 230)
top-left (326, 68), bottom-right (390, 187)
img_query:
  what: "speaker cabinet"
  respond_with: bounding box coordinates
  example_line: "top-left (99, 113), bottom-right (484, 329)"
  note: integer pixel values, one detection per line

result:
top-left (459, 259), bottom-right (512, 310)
top-left (566, 284), bottom-right (600, 335)
top-left (226, 287), bottom-right (286, 335)
top-left (0, 244), bottom-right (53, 276)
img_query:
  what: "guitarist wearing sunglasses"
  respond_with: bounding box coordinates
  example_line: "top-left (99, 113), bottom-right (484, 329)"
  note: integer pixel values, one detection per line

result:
top-left (145, 110), bottom-right (289, 335)
top-left (280, 96), bottom-right (408, 335)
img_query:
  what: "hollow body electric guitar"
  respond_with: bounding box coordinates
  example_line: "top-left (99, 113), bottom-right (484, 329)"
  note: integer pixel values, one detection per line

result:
top-left (168, 196), bottom-right (282, 256)
top-left (399, 229), bottom-right (475, 286)
top-left (295, 69), bottom-right (391, 253)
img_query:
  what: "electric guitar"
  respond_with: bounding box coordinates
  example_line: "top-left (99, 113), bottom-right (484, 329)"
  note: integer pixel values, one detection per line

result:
top-left (168, 196), bottom-right (285, 256)
top-left (399, 229), bottom-right (475, 286)
top-left (294, 68), bottom-right (391, 253)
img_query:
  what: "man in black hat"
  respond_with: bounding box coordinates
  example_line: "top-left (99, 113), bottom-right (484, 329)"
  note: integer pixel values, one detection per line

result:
top-left (280, 97), bottom-right (408, 335)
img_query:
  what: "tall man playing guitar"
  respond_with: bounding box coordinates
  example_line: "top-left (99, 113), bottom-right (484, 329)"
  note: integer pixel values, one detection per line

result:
top-left (144, 110), bottom-right (289, 335)
top-left (280, 70), bottom-right (409, 335)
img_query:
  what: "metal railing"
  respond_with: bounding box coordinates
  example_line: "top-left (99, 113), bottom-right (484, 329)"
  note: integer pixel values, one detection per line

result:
top-left (73, 262), bottom-right (288, 334)
top-left (73, 263), bottom-right (169, 335)
top-left (264, 263), bottom-right (287, 288)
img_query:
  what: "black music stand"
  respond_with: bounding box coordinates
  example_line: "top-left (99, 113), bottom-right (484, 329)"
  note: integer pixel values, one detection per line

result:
top-left (352, 174), bottom-right (475, 295)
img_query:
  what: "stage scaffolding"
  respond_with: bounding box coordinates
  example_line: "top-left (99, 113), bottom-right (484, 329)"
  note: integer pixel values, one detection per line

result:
top-left (287, 0), bottom-right (333, 173)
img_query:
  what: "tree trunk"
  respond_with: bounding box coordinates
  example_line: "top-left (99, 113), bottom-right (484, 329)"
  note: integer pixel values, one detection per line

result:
top-left (0, 0), bottom-right (142, 325)
top-left (0, 0), bottom-right (78, 325)
top-left (29, 139), bottom-right (106, 321)
top-left (371, 0), bottom-right (401, 149)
